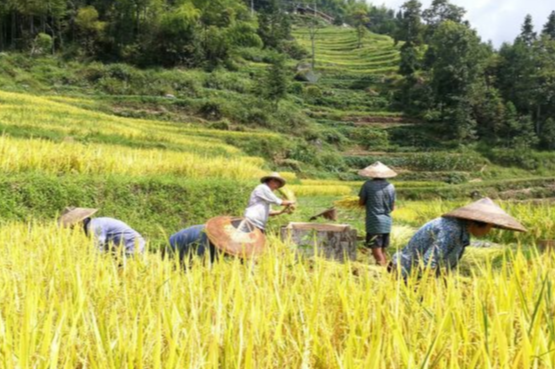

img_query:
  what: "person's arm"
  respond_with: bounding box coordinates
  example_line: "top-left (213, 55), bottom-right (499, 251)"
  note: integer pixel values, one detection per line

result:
top-left (258, 186), bottom-right (295, 208)
top-left (92, 223), bottom-right (107, 251)
top-left (358, 184), bottom-right (367, 206)
top-left (391, 185), bottom-right (396, 211)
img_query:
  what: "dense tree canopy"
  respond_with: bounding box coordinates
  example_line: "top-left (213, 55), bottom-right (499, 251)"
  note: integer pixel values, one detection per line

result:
top-left (1, 0), bottom-right (555, 151)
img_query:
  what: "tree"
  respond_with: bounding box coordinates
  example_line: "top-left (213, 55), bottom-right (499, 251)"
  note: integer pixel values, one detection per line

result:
top-left (263, 54), bottom-right (289, 110)
top-left (427, 21), bottom-right (486, 140)
top-left (75, 6), bottom-right (106, 56)
top-left (518, 14), bottom-right (537, 46)
top-left (395, 0), bottom-right (424, 110)
top-left (395, 0), bottom-right (424, 46)
top-left (422, 0), bottom-right (466, 41)
top-left (544, 11), bottom-right (555, 39)
top-left (150, 3), bottom-right (201, 67)
top-left (306, 16), bottom-right (323, 69)
top-left (348, 5), bottom-right (369, 48)
top-left (257, 0), bottom-right (290, 49)
top-left (542, 118), bottom-right (555, 150)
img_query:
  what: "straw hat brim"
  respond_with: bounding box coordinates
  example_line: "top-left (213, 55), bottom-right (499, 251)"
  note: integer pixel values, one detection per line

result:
top-left (58, 207), bottom-right (99, 227)
top-left (358, 162), bottom-right (397, 179)
top-left (442, 198), bottom-right (527, 233)
top-left (358, 169), bottom-right (398, 179)
top-left (260, 174), bottom-right (286, 188)
top-left (205, 216), bottom-right (266, 258)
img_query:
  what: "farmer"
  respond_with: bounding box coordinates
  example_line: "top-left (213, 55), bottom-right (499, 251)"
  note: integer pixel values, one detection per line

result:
top-left (168, 217), bottom-right (266, 263)
top-left (168, 225), bottom-right (217, 263)
top-left (358, 162), bottom-right (397, 266)
top-left (389, 198), bottom-right (526, 278)
top-left (58, 207), bottom-right (145, 256)
top-left (244, 172), bottom-right (296, 232)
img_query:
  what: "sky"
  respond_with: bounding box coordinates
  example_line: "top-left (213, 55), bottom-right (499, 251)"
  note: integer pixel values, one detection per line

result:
top-left (370, 0), bottom-right (554, 47)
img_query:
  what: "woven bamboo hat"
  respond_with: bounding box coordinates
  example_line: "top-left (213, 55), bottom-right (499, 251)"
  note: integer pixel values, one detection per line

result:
top-left (58, 207), bottom-right (98, 227)
top-left (443, 198), bottom-right (527, 232)
top-left (260, 172), bottom-right (286, 188)
top-left (358, 162), bottom-right (397, 179)
top-left (205, 216), bottom-right (266, 258)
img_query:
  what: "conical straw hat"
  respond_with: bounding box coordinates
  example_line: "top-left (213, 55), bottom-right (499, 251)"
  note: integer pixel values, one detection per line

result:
top-left (58, 207), bottom-right (98, 227)
top-left (358, 162), bottom-right (397, 179)
top-left (205, 216), bottom-right (266, 258)
top-left (443, 198), bottom-right (527, 232)
top-left (260, 172), bottom-right (286, 188)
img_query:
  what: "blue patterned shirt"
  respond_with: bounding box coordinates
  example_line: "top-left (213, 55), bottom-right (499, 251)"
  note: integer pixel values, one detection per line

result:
top-left (391, 217), bottom-right (470, 277)
top-left (88, 218), bottom-right (145, 256)
top-left (359, 180), bottom-right (396, 234)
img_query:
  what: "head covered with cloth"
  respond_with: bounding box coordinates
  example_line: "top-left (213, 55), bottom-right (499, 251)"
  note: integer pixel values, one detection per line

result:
top-left (58, 206), bottom-right (145, 256)
top-left (390, 198), bottom-right (526, 277)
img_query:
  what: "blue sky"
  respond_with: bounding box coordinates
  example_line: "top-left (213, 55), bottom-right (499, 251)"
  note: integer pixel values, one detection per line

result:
top-left (370, 0), bottom-right (554, 47)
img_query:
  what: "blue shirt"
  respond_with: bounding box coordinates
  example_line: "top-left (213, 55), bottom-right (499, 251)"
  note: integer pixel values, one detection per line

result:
top-left (391, 217), bottom-right (470, 277)
top-left (169, 225), bottom-right (215, 262)
top-left (88, 218), bottom-right (145, 256)
top-left (359, 180), bottom-right (396, 234)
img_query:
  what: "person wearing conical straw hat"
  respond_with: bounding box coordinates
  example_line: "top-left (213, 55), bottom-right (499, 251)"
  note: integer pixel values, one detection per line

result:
top-left (167, 217), bottom-right (266, 263)
top-left (358, 162), bottom-right (397, 266)
top-left (58, 207), bottom-right (145, 256)
top-left (244, 172), bottom-right (296, 232)
top-left (389, 198), bottom-right (526, 278)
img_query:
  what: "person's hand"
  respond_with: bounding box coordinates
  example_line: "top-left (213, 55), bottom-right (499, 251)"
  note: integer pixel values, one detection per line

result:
top-left (283, 200), bottom-right (296, 207)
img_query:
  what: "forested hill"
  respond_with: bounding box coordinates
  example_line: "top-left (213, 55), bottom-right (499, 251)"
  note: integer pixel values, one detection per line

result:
top-left (1, 0), bottom-right (555, 180)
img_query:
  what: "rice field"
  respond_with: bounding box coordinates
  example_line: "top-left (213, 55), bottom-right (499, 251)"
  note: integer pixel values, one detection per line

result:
top-left (2, 55), bottom-right (555, 368)
top-left (0, 215), bottom-right (554, 368)
top-left (0, 91), bottom-right (277, 180)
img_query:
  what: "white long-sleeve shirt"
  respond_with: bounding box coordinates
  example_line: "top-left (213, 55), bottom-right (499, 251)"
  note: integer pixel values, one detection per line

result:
top-left (244, 184), bottom-right (283, 230)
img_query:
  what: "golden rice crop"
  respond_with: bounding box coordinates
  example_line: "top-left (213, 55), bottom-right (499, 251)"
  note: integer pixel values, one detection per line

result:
top-left (1, 221), bottom-right (555, 368)
top-left (0, 135), bottom-right (264, 179)
top-left (0, 91), bottom-right (279, 156)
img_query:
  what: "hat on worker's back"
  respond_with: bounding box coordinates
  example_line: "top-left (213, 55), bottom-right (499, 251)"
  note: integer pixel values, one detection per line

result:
top-left (205, 216), bottom-right (266, 258)
top-left (442, 197), bottom-right (527, 232)
top-left (260, 172), bottom-right (287, 188)
top-left (358, 162), bottom-right (397, 179)
top-left (58, 207), bottom-right (98, 227)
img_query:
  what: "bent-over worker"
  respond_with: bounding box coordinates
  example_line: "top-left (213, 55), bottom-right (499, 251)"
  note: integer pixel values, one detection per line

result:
top-left (244, 172), bottom-right (295, 232)
top-left (59, 207), bottom-right (145, 256)
top-left (358, 162), bottom-right (397, 266)
top-left (168, 217), bottom-right (266, 263)
top-left (390, 198), bottom-right (526, 278)
top-left (169, 225), bottom-right (217, 263)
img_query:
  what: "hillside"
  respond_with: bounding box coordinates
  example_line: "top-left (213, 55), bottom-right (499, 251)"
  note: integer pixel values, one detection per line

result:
top-left (2, 11), bottom-right (555, 368)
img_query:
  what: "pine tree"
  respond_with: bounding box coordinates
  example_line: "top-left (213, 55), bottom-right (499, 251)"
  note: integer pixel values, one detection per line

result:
top-left (518, 14), bottom-right (537, 45)
top-left (263, 55), bottom-right (289, 110)
top-left (543, 11), bottom-right (555, 39)
top-left (422, 0), bottom-right (466, 41)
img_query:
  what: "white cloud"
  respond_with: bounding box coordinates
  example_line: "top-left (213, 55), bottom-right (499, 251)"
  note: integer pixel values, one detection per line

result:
top-left (370, 0), bottom-right (554, 46)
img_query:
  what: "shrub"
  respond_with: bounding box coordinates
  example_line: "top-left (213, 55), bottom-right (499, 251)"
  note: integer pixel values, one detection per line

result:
top-left (31, 33), bottom-right (53, 56)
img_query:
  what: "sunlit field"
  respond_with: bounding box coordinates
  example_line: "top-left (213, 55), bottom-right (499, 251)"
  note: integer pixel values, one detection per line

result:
top-left (1, 87), bottom-right (555, 368)
top-left (0, 211), bottom-right (554, 368)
